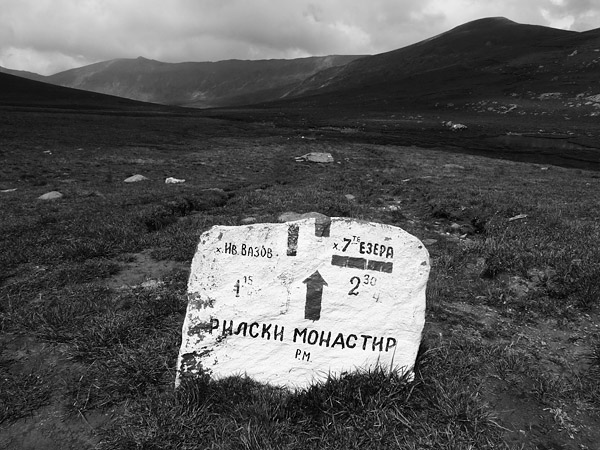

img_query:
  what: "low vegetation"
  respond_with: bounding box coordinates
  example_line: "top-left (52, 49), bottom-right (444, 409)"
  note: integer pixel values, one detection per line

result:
top-left (1, 108), bottom-right (599, 449)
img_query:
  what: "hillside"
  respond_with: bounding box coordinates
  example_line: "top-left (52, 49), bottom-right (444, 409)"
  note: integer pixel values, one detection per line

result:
top-left (0, 66), bottom-right (47, 82)
top-left (0, 71), bottom-right (182, 112)
top-left (279, 17), bottom-right (600, 116)
top-left (45, 55), bottom-right (363, 108)
top-left (7, 17), bottom-right (599, 116)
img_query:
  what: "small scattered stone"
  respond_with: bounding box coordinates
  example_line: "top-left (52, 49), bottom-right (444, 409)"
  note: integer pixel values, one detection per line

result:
top-left (422, 239), bottom-right (438, 246)
top-left (124, 174), bottom-right (148, 183)
top-left (1, 188), bottom-right (17, 193)
top-left (241, 217), bottom-right (257, 224)
top-left (38, 191), bottom-right (63, 200)
top-left (443, 164), bottom-right (465, 170)
top-left (295, 152), bottom-right (334, 163)
top-left (165, 177), bottom-right (185, 184)
top-left (141, 280), bottom-right (164, 289)
top-left (508, 214), bottom-right (528, 222)
top-left (345, 194), bottom-right (356, 201)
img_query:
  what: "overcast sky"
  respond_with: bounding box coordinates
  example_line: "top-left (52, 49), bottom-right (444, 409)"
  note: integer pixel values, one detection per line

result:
top-left (1, 0), bottom-right (598, 75)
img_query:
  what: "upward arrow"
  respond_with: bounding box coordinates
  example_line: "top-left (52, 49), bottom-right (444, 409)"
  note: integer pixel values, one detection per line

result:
top-left (303, 270), bottom-right (328, 321)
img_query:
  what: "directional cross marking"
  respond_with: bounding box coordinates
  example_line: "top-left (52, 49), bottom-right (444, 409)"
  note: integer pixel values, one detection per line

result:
top-left (303, 270), bottom-right (328, 321)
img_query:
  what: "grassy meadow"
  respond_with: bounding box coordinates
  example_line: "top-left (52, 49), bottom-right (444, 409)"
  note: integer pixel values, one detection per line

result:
top-left (1, 108), bottom-right (600, 449)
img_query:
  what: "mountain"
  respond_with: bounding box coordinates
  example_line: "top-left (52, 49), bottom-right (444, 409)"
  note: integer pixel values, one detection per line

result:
top-left (45, 55), bottom-right (363, 108)
top-left (0, 71), bottom-right (178, 111)
top-left (5, 17), bottom-right (600, 116)
top-left (0, 66), bottom-right (47, 82)
top-left (278, 17), bottom-right (600, 112)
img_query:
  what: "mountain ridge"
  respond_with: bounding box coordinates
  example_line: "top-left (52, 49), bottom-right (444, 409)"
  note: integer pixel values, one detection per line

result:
top-left (2, 17), bottom-right (599, 115)
top-left (43, 54), bottom-right (364, 108)
top-left (274, 17), bottom-right (600, 115)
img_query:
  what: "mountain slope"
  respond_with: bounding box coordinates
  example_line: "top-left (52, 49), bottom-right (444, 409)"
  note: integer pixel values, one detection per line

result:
top-left (45, 55), bottom-right (363, 108)
top-left (281, 17), bottom-right (600, 113)
top-left (0, 71), bottom-right (177, 111)
top-left (7, 17), bottom-right (599, 116)
top-left (0, 66), bottom-right (47, 82)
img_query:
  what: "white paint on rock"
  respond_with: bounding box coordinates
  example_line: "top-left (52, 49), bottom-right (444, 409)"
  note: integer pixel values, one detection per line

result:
top-left (176, 217), bottom-right (429, 389)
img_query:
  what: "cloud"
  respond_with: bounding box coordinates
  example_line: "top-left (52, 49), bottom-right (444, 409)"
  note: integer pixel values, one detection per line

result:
top-left (541, 0), bottom-right (600, 30)
top-left (0, 0), bottom-right (598, 75)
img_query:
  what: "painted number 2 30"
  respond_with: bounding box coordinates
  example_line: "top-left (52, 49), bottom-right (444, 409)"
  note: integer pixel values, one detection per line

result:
top-left (348, 274), bottom-right (377, 296)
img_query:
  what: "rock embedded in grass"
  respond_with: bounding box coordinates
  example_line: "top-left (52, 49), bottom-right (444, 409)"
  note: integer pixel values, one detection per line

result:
top-left (165, 177), bottom-right (185, 184)
top-left (177, 217), bottom-right (430, 389)
top-left (38, 191), bottom-right (63, 200)
top-left (295, 152), bottom-right (334, 163)
top-left (123, 174), bottom-right (148, 183)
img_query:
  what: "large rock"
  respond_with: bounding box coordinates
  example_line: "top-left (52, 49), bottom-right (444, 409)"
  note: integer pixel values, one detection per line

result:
top-left (176, 217), bottom-right (430, 389)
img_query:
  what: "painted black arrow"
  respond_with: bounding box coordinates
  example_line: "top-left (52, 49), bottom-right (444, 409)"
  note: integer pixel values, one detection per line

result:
top-left (303, 270), bottom-right (328, 321)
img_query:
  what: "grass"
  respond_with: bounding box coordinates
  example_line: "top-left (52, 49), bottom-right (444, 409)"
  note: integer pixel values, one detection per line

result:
top-left (0, 356), bottom-right (53, 425)
top-left (1, 107), bottom-right (600, 449)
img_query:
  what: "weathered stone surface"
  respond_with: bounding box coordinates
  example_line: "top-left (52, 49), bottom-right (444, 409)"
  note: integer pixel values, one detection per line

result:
top-left (277, 211), bottom-right (329, 223)
top-left (177, 217), bottom-right (430, 389)
top-left (38, 191), bottom-right (63, 200)
top-left (124, 174), bottom-right (148, 183)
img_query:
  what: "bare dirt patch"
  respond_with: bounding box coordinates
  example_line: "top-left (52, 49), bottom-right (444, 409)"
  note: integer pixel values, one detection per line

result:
top-left (0, 335), bottom-right (115, 450)
top-left (107, 250), bottom-right (189, 290)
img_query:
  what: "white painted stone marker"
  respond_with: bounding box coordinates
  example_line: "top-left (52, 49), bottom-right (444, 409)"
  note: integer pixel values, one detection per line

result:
top-left (176, 217), bottom-right (430, 389)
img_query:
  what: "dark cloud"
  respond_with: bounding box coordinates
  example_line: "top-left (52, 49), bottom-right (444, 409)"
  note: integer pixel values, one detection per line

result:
top-left (0, 0), bottom-right (598, 75)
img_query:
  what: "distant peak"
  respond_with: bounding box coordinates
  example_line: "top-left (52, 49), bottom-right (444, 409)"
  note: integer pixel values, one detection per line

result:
top-left (134, 56), bottom-right (158, 62)
top-left (479, 17), bottom-right (516, 24)
top-left (452, 17), bottom-right (518, 31)
top-left (131, 56), bottom-right (163, 66)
